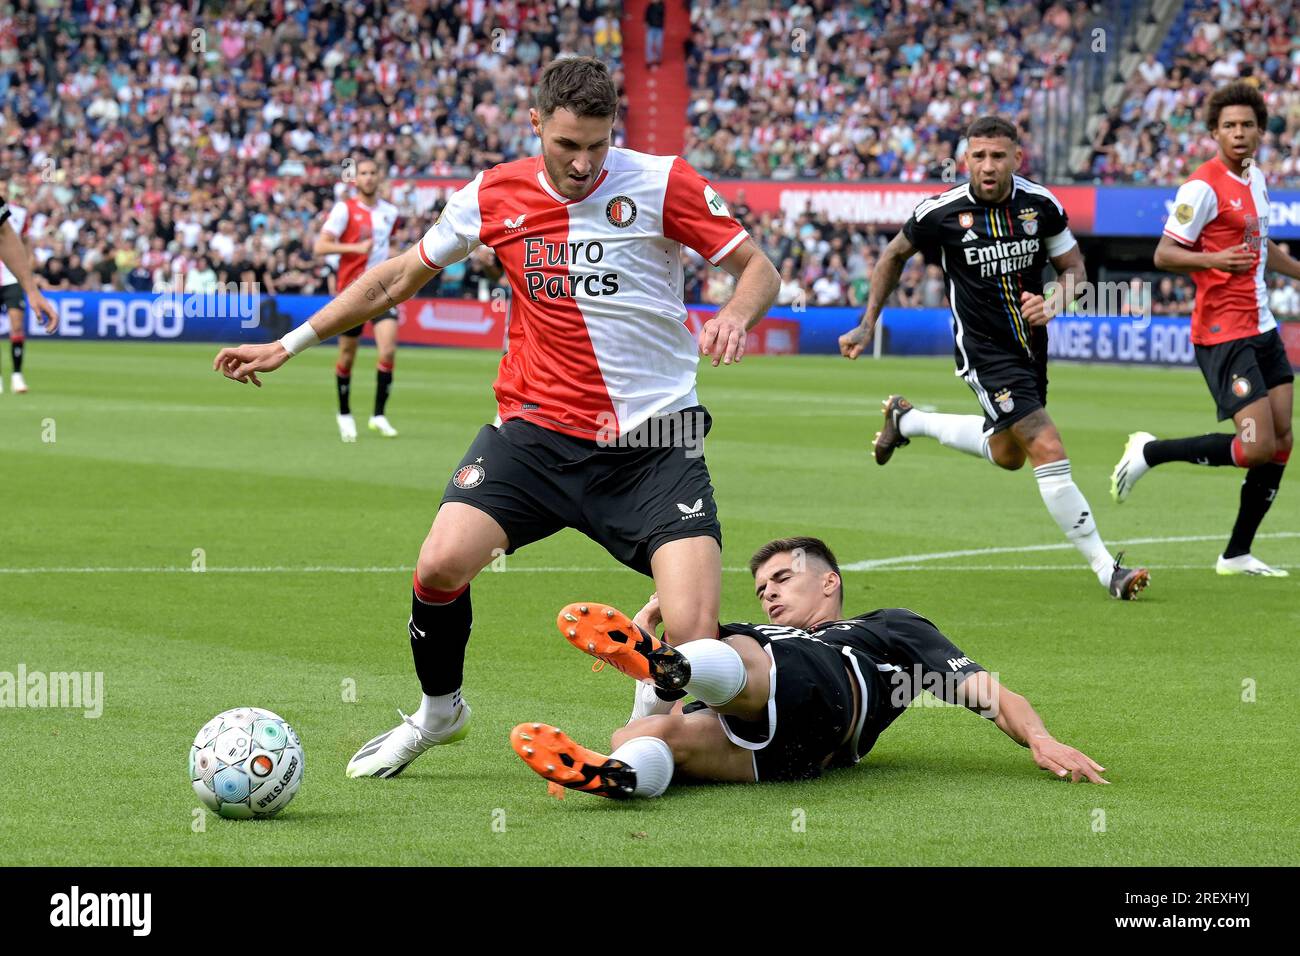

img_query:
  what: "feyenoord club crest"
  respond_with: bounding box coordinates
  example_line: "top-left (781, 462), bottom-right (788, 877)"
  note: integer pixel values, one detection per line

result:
top-left (958, 211), bottom-right (974, 229)
top-left (1018, 209), bottom-right (1039, 235)
top-left (994, 388), bottom-right (1015, 413)
top-left (453, 462), bottom-right (485, 489)
top-left (1231, 376), bottom-right (1252, 399)
top-left (605, 196), bottom-right (637, 227)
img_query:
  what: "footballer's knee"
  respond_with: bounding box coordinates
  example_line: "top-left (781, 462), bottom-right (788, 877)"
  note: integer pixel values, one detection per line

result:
top-left (991, 446), bottom-right (1026, 470)
top-left (377, 348), bottom-right (396, 368)
top-left (415, 537), bottom-right (478, 592)
top-left (612, 715), bottom-right (680, 757)
top-left (659, 605), bottom-right (719, 645)
top-left (1242, 433), bottom-right (1277, 467)
top-left (1273, 426), bottom-right (1291, 458)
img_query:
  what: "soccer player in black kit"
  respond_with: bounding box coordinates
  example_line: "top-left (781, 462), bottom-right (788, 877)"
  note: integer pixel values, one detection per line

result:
top-left (838, 116), bottom-right (1148, 600)
top-left (509, 537), bottom-right (1108, 798)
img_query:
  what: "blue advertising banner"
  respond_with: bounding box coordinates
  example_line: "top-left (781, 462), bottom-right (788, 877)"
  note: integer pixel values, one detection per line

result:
top-left (1094, 187), bottom-right (1300, 239)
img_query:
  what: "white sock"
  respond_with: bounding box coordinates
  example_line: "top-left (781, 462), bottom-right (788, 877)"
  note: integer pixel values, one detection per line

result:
top-left (609, 735), bottom-right (674, 798)
top-left (677, 639), bottom-right (747, 707)
top-left (1034, 460), bottom-right (1113, 585)
top-left (413, 689), bottom-right (462, 732)
top-left (899, 409), bottom-right (994, 462)
top-left (629, 681), bottom-right (676, 722)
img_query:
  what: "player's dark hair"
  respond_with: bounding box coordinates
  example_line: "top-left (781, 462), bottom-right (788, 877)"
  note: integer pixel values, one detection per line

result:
top-left (749, 537), bottom-right (841, 578)
top-left (1206, 81), bottom-right (1267, 131)
top-left (965, 115), bottom-right (1019, 143)
top-left (534, 56), bottom-right (619, 120)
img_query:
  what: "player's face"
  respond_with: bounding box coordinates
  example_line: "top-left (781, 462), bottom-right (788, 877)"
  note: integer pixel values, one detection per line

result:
top-left (531, 107), bottom-right (613, 200)
top-left (354, 161), bottom-right (379, 199)
top-left (753, 553), bottom-right (842, 629)
top-left (1212, 105), bottom-right (1261, 167)
top-left (965, 136), bottom-right (1020, 203)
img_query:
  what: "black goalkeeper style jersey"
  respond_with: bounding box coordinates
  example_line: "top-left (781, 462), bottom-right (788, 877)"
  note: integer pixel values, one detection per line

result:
top-left (901, 176), bottom-right (1077, 372)
top-left (722, 609), bottom-right (986, 764)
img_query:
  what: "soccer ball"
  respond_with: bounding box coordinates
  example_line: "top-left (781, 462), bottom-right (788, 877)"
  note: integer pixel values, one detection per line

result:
top-left (189, 707), bottom-right (304, 819)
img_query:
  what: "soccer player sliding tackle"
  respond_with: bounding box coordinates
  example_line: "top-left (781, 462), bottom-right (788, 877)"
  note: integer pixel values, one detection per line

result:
top-left (213, 58), bottom-right (780, 778)
top-left (1110, 82), bottom-right (1295, 577)
top-left (837, 116), bottom-right (1148, 600)
top-left (512, 537), bottom-right (1108, 799)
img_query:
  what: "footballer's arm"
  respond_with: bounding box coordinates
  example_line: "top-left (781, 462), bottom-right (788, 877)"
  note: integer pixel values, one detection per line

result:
top-left (312, 229), bottom-right (371, 258)
top-left (954, 670), bottom-right (1109, 784)
top-left (1265, 239), bottom-right (1300, 281)
top-left (0, 219), bottom-right (59, 331)
top-left (839, 230), bottom-right (917, 358)
top-left (698, 237), bottom-right (780, 367)
top-left (1153, 234), bottom-right (1253, 274)
top-left (213, 245), bottom-right (437, 386)
top-left (1020, 243), bottom-right (1085, 326)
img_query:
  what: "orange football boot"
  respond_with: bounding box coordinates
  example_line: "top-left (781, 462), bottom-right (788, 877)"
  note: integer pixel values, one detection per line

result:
top-left (556, 602), bottom-right (691, 690)
top-left (510, 722), bottom-right (637, 799)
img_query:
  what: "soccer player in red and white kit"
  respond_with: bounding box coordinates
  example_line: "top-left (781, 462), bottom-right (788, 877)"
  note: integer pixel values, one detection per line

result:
top-left (1111, 83), bottom-right (1299, 577)
top-left (0, 194), bottom-right (58, 391)
top-left (314, 158), bottom-right (402, 441)
top-left (213, 57), bottom-right (780, 778)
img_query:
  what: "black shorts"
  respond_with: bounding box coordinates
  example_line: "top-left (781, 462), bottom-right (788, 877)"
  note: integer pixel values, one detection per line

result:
top-left (1194, 329), bottom-right (1294, 421)
top-left (341, 309), bottom-right (397, 338)
top-left (440, 409), bottom-right (721, 576)
top-left (960, 347), bottom-right (1048, 433)
top-left (1, 284), bottom-right (24, 311)
top-left (685, 636), bottom-right (856, 783)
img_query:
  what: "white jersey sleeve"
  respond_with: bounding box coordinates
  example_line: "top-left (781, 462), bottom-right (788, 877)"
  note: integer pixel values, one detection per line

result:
top-left (1163, 179), bottom-right (1217, 246)
top-left (417, 173), bottom-right (484, 270)
top-left (321, 200), bottom-right (349, 238)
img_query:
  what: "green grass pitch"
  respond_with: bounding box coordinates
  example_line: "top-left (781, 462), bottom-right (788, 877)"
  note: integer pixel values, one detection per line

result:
top-left (2, 341), bottom-right (1296, 866)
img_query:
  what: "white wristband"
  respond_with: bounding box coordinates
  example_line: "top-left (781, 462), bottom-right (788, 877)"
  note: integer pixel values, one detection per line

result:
top-left (279, 322), bottom-right (321, 356)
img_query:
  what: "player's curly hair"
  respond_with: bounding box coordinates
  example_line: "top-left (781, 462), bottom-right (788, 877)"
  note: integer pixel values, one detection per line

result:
top-left (534, 56), bottom-right (619, 120)
top-left (749, 537), bottom-right (842, 590)
top-left (1206, 81), bottom-right (1267, 131)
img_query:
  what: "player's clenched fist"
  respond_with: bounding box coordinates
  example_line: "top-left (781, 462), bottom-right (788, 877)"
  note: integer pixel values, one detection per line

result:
top-left (838, 324), bottom-right (872, 359)
top-left (1018, 290), bottom-right (1054, 326)
top-left (212, 342), bottom-right (291, 387)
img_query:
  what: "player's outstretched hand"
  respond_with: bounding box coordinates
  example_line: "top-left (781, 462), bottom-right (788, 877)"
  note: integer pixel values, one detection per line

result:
top-left (1209, 243), bottom-right (1254, 274)
top-left (1019, 291), bottom-right (1052, 326)
top-left (1031, 738), bottom-right (1109, 784)
top-left (28, 289), bottom-right (59, 333)
top-left (698, 312), bottom-right (747, 367)
top-left (212, 342), bottom-right (291, 388)
top-left (838, 324), bottom-right (872, 359)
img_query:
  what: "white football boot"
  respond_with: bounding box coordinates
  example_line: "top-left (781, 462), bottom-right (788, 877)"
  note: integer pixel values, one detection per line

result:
top-left (1110, 431), bottom-right (1155, 503)
top-left (337, 413), bottom-right (357, 442)
top-left (368, 414), bottom-right (398, 437)
top-left (1215, 554), bottom-right (1289, 577)
top-left (9, 372), bottom-right (25, 393)
top-left (345, 703), bottom-right (472, 779)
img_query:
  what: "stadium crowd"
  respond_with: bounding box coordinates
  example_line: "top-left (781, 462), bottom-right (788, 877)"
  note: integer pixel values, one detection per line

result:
top-left (0, 0), bottom-right (1295, 314)
top-left (1085, 0), bottom-right (1300, 185)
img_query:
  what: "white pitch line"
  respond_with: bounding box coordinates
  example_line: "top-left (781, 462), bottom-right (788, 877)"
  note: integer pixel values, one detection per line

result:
top-left (2, 532), bottom-right (1296, 576)
top-left (840, 531), bottom-right (1300, 570)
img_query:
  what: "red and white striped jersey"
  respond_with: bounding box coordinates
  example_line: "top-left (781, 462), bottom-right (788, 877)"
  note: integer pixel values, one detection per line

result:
top-left (1163, 155), bottom-right (1275, 345)
top-left (0, 202), bottom-right (28, 287)
top-left (417, 146), bottom-right (750, 440)
top-left (321, 196), bottom-right (400, 292)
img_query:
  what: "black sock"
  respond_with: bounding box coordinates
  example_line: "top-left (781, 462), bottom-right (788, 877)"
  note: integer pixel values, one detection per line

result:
top-left (375, 366), bottom-right (393, 417)
top-left (335, 365), bottom-right (351, 415)
top-left (1144, 433), bottom-right (1235, 467)
top-left (409, 582), bottom-right (472, 696)
top-left (1224, 462), bottom-right (1285, 558)
top-left (10, 339), bottom-right (22, 374)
